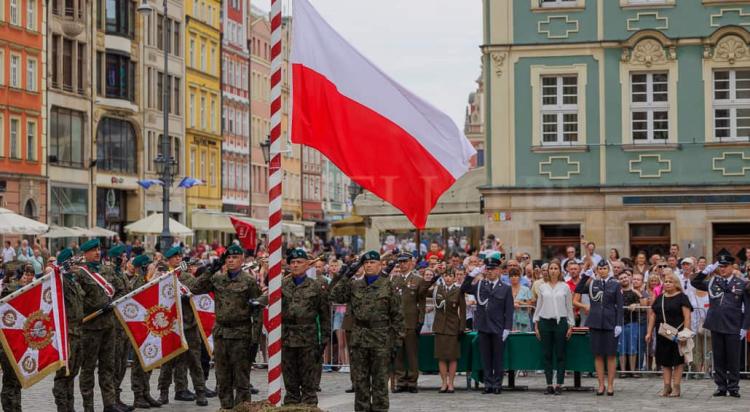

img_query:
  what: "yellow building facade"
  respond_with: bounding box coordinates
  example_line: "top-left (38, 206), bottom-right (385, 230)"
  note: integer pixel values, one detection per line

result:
top-left (185, 0), bottom-right (222, 231)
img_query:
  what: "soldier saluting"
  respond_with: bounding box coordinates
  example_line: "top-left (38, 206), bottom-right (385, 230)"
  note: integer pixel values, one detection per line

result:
top-left (280, 249), bottom-right (330, 407)
top-left (330, 251), bottom-right (404, 412)
top-left (188, 244), bottom-right (262, 410)
top-left (691, 254), bottom-right (750, 398)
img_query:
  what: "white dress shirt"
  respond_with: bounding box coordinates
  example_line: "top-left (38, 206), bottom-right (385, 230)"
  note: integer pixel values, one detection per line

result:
top-left (533, 281), bottom-right (575, 326)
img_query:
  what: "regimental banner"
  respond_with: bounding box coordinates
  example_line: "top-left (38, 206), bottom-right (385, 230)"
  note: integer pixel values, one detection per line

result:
top-left (114, 272), bottom-right (188, 372)
top-left (0, 273), bottom-right (68, 388)
top-left (190, 292), bottom-right (215, 357)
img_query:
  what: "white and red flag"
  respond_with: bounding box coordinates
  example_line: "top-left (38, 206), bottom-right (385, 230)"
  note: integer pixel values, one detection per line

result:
top-left (113, 272), bottom-right (188, 372)
top-left (290, 0), bottom-right (476, 229)
top-left (190, 292), bottom-right (215, 357)
top-left (0, 272), bottom-right (68, 388)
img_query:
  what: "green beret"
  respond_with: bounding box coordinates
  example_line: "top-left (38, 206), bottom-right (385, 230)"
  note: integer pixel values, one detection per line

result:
top-left (286, 248), bottom-right (309, 263)
top-left (57, 248), bottom-right (74, 265)
top-left (226, 244), bottom-right (244, 256)
top-left (164, 246), bottom-right (182, 259)
top-left (133, 254), bottom-right (152, 268)
top-left (80, 238), bottom-right (101, 252)
top-left (108, 244), bottom-right (125, 258)
top-left (361, 250), bottom-right (381, 262)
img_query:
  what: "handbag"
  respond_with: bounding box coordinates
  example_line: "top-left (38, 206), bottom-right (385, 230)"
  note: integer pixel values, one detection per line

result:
top-left (657, 296), bottom-right (682, 341)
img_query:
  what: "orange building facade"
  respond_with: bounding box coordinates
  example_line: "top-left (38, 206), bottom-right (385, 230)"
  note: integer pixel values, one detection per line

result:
top-left (0, 0), bottom-right (47, 233)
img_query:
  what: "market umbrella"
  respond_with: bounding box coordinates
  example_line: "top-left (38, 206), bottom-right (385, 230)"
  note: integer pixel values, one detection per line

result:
top-left (84, 226), bottom-right (119, 238)
top-left (40, 226), bottom-right (86, 239)
top-left (0, 208), bottom-right (48, 235)
top-left (124, 214), bottom-right (193, 237)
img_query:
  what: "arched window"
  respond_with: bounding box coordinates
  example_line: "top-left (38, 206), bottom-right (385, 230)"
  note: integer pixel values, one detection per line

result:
top-left (23, 199), bottom-right (36, 219)
top-left (97, 117), bottom-right (137, 173)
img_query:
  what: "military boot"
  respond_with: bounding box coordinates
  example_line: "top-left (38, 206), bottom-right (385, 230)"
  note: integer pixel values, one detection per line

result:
top-left (174, 390), bottom-right (196, 401)
top-left (144, 394), bottom-right (162, 408)
top-left (205, 388), bottom-right (217, 398)
top-left (195, 391), bottom-right (208, 407)
top-left (158, 391), bottom-right (169, 405)
top-left (132, 396), bottom-right (151, 409)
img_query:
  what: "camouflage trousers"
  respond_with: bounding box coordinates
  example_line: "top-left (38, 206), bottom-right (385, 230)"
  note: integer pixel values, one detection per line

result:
top-left (80, 326), bottom-right (117, 411)
top-left (130, 358), bottom-right (154, 398)
top-left (214, 336), bottom-right (252, 409)
top-left (351, 347), bottom-right (390, 412)
top-left (158, 326), bottom-right (206, 393)
top-left (282, 346), bottom-right (320, 406)
top-left (113, 326), bottom-right (130, 399)
top-left (0, 348), bottom-right (21, 412)
top-left (53, 334), bottom-right (83, 412)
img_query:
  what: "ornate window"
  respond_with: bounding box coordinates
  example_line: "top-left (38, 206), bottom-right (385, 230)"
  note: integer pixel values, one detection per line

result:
top-left (541, 75), bottom-right (579, 144)
top-left (630, 72), bottom-right (669, 143)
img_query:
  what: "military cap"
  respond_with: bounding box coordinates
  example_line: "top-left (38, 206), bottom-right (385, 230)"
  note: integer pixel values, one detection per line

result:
top-left (361, 250), bottom-right (381, 262)
top-left (286, 248), bottom-right (309, 264)
top-left (596, 259), bottom-right (610, 268)
top-left (484, 256), bottom-right (502, 269)
top-left (57, 248), bottom-right (74, 265)
top-left (718, 255), bottom-right (736, 266)
top-left (107, 244), bottom-right (125, 258)
top-left (80, 238), bottom-right (101, 252)
top-left (164, 246), bottom-right (182, 259)
top-left (396, 252), bottom-right (413, 262)
top-left (226, 244), bottom-right (244, 256)
top-left (133, 254), bottom-right (152, 268)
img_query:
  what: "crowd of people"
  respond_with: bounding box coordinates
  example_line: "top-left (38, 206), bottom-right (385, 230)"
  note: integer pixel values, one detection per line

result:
top-left (0, 234), bottom-right (749, 411)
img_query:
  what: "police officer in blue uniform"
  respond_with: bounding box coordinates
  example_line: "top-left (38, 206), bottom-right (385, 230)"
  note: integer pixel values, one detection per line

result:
top-left (460, 256), bottom-right (513, 394)
top-left (691, 255), bottom-right (750, 398)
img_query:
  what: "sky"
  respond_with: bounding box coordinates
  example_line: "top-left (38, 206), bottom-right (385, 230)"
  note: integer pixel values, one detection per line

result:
top-left (252, 0), bottom-right (483, 129)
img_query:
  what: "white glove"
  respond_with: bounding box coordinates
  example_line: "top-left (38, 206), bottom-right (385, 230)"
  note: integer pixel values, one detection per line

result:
top-left (614, 326), bottom-right (622, 338)
top-left (741, 329), bottom-right (747, 341)
top-left (705, 262), bottom-right (720, 274)
top-left (502, 329), bottom-right (510, 342)
top-left (469, 267), bottom-right (483, 278)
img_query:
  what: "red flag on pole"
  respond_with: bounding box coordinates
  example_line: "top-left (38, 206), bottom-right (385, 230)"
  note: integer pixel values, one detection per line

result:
top-left (230, 216), bottom-right (257, 251)
top-left (0, 272), bottom-right (68, 388)
top-left (113, 272), bottom-right (188, 372)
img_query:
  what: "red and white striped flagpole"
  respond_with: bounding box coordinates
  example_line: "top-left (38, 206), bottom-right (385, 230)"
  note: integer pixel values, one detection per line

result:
top-left (266, 0), bottom-right (284, 406)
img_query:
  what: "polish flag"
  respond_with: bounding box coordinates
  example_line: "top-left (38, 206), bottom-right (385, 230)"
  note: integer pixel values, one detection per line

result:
top-left (290, 0), bottom-right (476, 229)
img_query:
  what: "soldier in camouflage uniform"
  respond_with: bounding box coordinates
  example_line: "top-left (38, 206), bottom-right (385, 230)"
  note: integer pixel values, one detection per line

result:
top-left (103, 245), bottom-right (135, 411)
top-left (157, 247), bottom-right (207, 405)
top-left (77, 239), bottom-right (129, 412)
top-left (281, 249), bottom-right (330, 406)
top-left (52, 249), bottom-right (86, 412)
top-left (330, 251), bottom-right (404, 412)
top-left (0, 265), bottom-right (34, 412)
top-left (187, 244), bottom-right (262, 410)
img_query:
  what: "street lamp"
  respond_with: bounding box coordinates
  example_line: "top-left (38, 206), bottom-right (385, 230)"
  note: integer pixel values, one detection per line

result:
top-left (347, 181), bottom-right (363, 253)
top-left (260, 137), bottom-right (271, 164)
top-left (138, 0), bottom-right (173, 252)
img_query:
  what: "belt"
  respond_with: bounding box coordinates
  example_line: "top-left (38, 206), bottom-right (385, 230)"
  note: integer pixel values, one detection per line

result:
top-left (217, 320), bottom-right (250, 328)
top-left (355, 319), bottom-right (389, 328)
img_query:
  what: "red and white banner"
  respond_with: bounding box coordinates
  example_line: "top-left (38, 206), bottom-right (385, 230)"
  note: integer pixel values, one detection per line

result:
top-left (79, 267), bottom-right (115, 298)
top-left (190, 292), bottom-right (215, 357)
top-left (230, 216), bottom-right (257, 251)
top-left (290, 0), bottom-right (476, 229)
top-left (114, 272), bottom-right (188, 372)
top-left (0, 272), bottom-right (68, 388)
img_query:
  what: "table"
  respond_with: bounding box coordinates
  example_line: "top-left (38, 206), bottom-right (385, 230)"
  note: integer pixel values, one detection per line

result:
top-left (470, 332), bottom-right (595, 390)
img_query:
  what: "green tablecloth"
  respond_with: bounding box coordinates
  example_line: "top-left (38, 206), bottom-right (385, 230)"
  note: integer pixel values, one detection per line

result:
top-left (466, 332), bottom-right (594, 383)
top-left (417, 332), bottom-right (475, 373)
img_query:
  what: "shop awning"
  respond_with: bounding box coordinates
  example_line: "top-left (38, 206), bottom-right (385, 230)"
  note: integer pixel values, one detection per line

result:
top-left (331, 215), bottom-right (365, 237)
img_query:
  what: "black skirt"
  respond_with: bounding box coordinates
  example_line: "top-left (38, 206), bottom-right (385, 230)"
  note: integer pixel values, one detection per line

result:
top-left (655, 333), bottom-right (684, 367)
top-left (590, 328), bottom-right (617, 356)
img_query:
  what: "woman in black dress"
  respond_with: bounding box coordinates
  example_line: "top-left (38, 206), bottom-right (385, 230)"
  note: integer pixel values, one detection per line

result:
top-left (645, 269), bottom-right (692, 397)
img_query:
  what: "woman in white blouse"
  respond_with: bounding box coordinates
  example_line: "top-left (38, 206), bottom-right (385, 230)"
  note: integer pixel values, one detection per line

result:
top-left (534, 259), bottom-right (575, 395)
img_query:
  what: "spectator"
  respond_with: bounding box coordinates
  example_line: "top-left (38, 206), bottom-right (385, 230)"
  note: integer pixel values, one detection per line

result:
top-left (425, 241), bottom-right (444, 261)
top-left (16, 240), bottom-right (33, 264)
top-left (509, 268), bottom-right (532, 332)
top-left (645, 270), bottom-right (692, 397)
top-left (566, 261), bottom-right (585, 325)
top-left (631, 272), bottom-right (649, 371)
top-left (533, 260), bottom-right (574, 395)
top-left (561, 246), bottom-right (580, 277)
top-left (19, 265), bottom-right (35, 286)
top-left (618, 271), bottom-right (644, 376)
top-left (583, 241), bottom-right (603, 266)
top-left (633, 251), bottom-right (649, 276)
top-left (667, 256), bottom-right (680, 277)
top-left (607, 248), bottom-right (620, 266)
top-left (29, 247), bottom-right (44, 277)
top-left (669, 244), bottom-right (681, 260)
top-left (2, 241), bottom-right (15, 263)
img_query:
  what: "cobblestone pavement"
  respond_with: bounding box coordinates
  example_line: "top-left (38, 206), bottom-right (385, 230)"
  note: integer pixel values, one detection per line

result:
top-left (17, 369), bottom-right (750, 411)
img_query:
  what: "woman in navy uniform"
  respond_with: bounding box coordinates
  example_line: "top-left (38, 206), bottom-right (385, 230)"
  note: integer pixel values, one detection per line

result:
top-left (691, 255), bottom-right (750, 398)
top-left (575, 260), bottom-right (623, 396)
top-left (431, 271), bottom-right (466, 393)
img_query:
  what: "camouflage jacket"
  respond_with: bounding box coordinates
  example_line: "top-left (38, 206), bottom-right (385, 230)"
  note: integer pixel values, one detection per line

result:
top-left (281, 276), bottom-right (330, 348)
top-left (62, 272), bottom-right (85, 337)
top-left (78, 262), bottom-right (117, 330)
top-left (330, 275), bottom-right (404, 350)
top-left (189, 268), bottom-right (262, 340)
top-left (176, 270), bottom-right (198, 330)
top-left (100, 263), bottom-right (130, 331)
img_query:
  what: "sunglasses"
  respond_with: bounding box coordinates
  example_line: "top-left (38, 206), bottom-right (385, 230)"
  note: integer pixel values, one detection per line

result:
top-left (657, 265), bottom-right (668, 269)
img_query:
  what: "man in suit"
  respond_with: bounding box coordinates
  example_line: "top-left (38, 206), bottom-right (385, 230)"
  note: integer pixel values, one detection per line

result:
top-left (691, 254), bottom-right (750, 398)
top-left (461, 256), bottom-right (513, 394)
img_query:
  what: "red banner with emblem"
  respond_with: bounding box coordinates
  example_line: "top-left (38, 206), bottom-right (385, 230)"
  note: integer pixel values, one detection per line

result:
top-left (0, 272), bottom-right (68, 388)
top-left (113, 272), bottom-right (188, 372)
top-left (230, 216), bottom-right (257, 251)
top-left (190, 292), bottom-right (215, 357)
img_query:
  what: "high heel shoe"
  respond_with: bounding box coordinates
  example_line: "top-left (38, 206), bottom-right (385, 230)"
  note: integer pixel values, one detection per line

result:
top-left (661, 384), bottom-right (672, 397)
top-left (669, 383), bottom-right (680, 397)
top-left (596, 387), bottom-right (605, 396)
